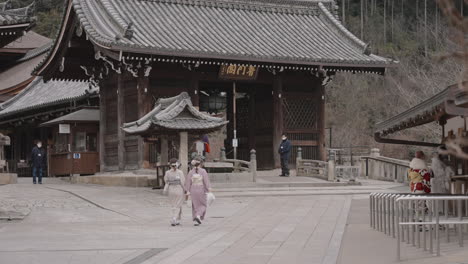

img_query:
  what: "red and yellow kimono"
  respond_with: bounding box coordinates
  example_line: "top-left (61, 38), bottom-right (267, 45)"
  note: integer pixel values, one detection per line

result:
top-left (408, 158), bottom-right (431, 194)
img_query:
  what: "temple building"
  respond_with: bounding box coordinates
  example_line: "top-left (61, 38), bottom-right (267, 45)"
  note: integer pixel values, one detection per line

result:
top-left (33, 0), bottom-right (394, 172)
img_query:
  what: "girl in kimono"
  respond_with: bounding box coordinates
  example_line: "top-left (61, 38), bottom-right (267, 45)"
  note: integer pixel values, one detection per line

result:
top-left (163, 158), bottom-right (186, 226)
top-left (408, 151), bottom-right (431, 194)
top-left (186, 158), bottom-right (211, 226)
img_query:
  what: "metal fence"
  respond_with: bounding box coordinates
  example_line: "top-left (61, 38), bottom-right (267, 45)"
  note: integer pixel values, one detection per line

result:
top-left (370, 193), bottom-right (468, 260)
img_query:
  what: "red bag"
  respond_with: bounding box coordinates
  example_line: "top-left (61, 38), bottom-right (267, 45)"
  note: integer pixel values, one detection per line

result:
top-left (204, 142), bottom-right (211, 153)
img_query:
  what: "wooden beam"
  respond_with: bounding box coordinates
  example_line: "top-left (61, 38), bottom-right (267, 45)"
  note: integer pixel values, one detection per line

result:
top-left (272, 75), bottom-right (284, 168)
top-left (190, 71), bottom-right (200, 108)
top-left (117, 74), bottom-right (125, 170)
top-left (99, 80), bottom-right (106, 172)
top-left (137, 76), bottom-right (151, 169)
top-left (161, 135), bottom-right (169, 165)
top-left (318, 84), bottom-right (326, 161)
top-left (249, 89), bottom-right (256, 150)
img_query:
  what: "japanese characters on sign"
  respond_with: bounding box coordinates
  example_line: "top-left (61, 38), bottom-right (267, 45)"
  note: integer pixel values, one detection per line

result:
top-left (219, 64), bottom-right (258, 80)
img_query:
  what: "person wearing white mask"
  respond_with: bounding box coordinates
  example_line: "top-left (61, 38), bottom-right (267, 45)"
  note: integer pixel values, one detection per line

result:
top-left (31, 140), bottom-right (46, 184)
top-left (278, 134), bottom-right (291, 177)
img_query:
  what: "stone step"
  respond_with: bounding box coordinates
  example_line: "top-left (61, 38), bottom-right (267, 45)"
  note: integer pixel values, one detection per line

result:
top-left (212, 189), bottom-right (375, 197)
top-left (212, 181), bottom-right (359, 188)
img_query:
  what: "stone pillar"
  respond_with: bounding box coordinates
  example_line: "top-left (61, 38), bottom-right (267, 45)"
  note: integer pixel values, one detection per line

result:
top-left (370, 148), bottom-right (380, 158)
top-left (220, 147), bottom-right (227, 161)
top-left (160, 136), bottom-right (169, 165)
top-left (179, 132), bottom-right (188, 174)
top-left (250, 149), bottom-right (257, 182)
top-left (328, 150), bottom-right (336, 182)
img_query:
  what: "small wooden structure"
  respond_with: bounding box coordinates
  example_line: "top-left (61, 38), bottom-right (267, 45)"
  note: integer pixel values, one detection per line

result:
top-left (40, 108), bottom-right (100, 176)
top-left (0, 77), bottom-right (98, 176)
top-left (123, 92), bottom-right (228, 184)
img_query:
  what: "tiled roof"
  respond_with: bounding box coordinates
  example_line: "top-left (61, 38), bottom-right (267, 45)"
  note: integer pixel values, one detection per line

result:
top-left (375, 88), bottom-right (449, 136)
top-left (123, 92), bottom-right (228, 133)
top-left (4, 31), bottom-right (51, 50)
top-left (0, 43), bottom-right (52, 92)
top-left (71, 0), bottom-right (391, 67)
top-left (40, 108), bottom-right (99, 126)
top-left (0, 77), bottom-right (97, 118)
top-left (0, 1), bottom-right (36, 26)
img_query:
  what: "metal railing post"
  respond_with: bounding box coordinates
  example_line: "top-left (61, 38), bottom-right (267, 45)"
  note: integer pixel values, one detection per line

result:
top-left (436, 200), bottom-right (440, 256)
top-left (396, 198), bottom-right (401, 261)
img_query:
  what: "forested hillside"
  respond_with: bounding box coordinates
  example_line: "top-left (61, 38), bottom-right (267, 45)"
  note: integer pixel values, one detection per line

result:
top-left (327, 0), bottom-right (465, 158)
top-left (13, 0), bottom-right (64, 38)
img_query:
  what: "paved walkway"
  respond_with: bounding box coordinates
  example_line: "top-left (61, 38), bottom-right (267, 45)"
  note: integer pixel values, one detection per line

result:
top-left (4, 177), bottom-right (459, 264)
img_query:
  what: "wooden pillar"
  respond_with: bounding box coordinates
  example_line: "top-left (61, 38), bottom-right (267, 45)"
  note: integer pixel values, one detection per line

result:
top-left (137, 76), bottom-right (151, 169)
top-left (226, 87), bottom-right (234, 158)
top-left (179, 132), bottom-right (188, 174)
top-left (99, 81), bottom-right (106, 172)
top-left (319, 84), bottom-right (326, 161)
top-left (190, 72), bottom-right (199, 109)
top-left (248, 89), bottom-right (256, 150)
top-left (272, 74), bottom-right (284, 168)
top-left (160, 135), bottom-right (168, 165)
top-left (117, 74), bottom-right (125, 171)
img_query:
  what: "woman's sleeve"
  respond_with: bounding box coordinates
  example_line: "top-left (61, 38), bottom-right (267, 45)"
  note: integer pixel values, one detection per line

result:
top-left (185, 171), bottom-right (192, 193)
top-left (164, 171), bottom-right (169, 182)
top-left (179, 170), bottom-right (186, 191)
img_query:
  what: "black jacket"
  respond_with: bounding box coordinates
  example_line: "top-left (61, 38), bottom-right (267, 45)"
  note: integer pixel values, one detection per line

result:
top-left (278, 139), bottom-right (291, 158)
top-left (31, 146), bottom-right (46, 168)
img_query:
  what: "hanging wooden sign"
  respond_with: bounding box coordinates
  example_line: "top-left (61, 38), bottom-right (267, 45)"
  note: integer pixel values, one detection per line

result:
top-left (219, 64), bottom-right (258, 80)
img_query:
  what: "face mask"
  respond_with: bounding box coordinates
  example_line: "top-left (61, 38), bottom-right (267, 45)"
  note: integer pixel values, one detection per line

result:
top-left (282, 137), bottom-right (286, 141)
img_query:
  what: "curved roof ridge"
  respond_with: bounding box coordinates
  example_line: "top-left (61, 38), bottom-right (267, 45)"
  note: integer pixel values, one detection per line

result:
top-left (0, 76), bottom-right (42, 110)
top-left (318, 2), bottom-right (367, 53)
top-left (73, 0), bottom-right (133, 44)
top-left (16, 42), bottom-right (52, 63)
top-left (0, 77), bottom-right (95, 118)
top-left (138, 0), bottom-right (332, 15)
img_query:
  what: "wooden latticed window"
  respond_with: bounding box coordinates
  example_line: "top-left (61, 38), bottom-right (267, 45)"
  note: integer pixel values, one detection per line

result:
top-left (283, 97), bottom-right (318, 130)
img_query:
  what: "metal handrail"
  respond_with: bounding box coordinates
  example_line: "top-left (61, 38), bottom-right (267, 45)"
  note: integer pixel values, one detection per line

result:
top-left (370, 193), bottom-right (468, 261)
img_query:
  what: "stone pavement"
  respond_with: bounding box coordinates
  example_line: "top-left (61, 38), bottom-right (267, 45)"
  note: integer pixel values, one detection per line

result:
top-left (338, 195), bottom-right (468, 264)
top-left (1, 177), bottom-right (457, 264)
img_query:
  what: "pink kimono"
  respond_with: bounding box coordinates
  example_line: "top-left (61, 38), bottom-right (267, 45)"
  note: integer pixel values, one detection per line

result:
top-left (186, 167), bottom-right (211, 220)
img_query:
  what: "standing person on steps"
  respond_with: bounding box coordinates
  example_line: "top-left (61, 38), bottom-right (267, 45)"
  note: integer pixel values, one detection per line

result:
top-left (185, 157), bottom-right (211, 226)
top-left (31, 140), bottom-right (46, 184)
top-left (163, 158), bottom-right (186, 226)
top-left (278, 134), bottom-right (291, 177)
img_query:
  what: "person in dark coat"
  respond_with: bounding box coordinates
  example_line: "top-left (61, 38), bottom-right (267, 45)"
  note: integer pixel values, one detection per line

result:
top-left (278, 134), bottom-right (291, 177)
top-left (31, 140), bottom-right (46, 184)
